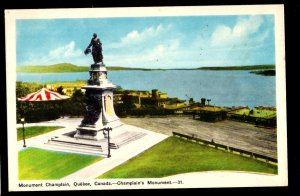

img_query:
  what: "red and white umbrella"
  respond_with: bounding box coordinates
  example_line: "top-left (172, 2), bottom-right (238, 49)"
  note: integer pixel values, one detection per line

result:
top-left (18, 88), bottom-right (69, 101)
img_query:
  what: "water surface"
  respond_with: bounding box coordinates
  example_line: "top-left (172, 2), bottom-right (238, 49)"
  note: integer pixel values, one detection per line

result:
top-left (17, 70), bottom-right (276, 108)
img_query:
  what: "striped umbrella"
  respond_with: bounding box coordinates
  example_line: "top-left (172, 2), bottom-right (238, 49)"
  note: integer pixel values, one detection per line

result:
top-left (18, 88), bottom-right (69, 101)
top-left (18, 88), bottom-right (69, 147)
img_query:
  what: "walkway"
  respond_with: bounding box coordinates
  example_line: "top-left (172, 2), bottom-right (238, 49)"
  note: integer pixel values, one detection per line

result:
top-left (63, 125), bottom-right (167, 179)
top-left (17, 117), bottom-right (80, 150)
top-left (122, 116), bottom-right (277, 158)
top-left (17, 117), bottom-right (168, 179)
top-left (16, 116), bottom-right (278, 179)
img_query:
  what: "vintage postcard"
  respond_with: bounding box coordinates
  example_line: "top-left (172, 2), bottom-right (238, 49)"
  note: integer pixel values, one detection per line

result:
top-left (5, 5), bottom-right (287, 191)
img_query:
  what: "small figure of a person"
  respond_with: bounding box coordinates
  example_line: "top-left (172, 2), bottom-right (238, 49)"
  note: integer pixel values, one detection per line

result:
top-left (85, 33), bottom-right (103, 64)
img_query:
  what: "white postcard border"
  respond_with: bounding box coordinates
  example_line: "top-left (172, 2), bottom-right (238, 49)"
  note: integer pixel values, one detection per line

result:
top-left (5, 5), bottom-right (287, 191)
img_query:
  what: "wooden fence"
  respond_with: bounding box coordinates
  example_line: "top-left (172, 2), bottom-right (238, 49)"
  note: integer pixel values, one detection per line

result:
top-left (172, 132), bottom-right (277, 165)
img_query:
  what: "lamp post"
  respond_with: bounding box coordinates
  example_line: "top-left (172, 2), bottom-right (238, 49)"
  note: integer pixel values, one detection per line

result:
top-left (20, 118), bottom-right (26, 148)
top-left (103, 127), bottom-right (112, 158)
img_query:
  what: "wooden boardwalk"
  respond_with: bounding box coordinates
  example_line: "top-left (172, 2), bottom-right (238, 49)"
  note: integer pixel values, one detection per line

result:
top-left (121, 116), bottom-right (277, 159)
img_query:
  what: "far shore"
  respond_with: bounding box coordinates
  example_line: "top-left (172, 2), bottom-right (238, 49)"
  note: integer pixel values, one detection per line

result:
top-left (17, 63), bottom-right (275, 73)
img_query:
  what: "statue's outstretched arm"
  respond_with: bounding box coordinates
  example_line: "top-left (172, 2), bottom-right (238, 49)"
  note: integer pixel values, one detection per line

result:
top-left (86, 41), bottom-right (93, 49)
top-left (84, 40), bottom-right (93, 55)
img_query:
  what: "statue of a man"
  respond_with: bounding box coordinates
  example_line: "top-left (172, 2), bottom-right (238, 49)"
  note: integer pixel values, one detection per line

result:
top-left (84, 33), bottom-right (103, 64)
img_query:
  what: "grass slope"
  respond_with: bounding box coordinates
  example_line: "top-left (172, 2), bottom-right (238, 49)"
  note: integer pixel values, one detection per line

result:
top-left (19, 148), bottom-right (103, 180)
top-left (17, 63), bottom-right (89, 73)
top-left (17, 126), bottom-right (64, 141)
top-left (99, 137), bottom-right (277, 178)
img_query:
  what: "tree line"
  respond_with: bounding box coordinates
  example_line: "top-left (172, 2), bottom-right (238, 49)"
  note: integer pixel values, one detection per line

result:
top-left (16, 82), bottom-right (178, 123)
top-left (16, 82), bottom-right (86, 123)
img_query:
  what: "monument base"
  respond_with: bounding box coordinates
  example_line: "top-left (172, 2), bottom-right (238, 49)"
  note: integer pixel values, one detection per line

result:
top-left (74, 56), bottom-right (122, 141)
top-left (74, 118), bottom-right (123, 141)
top-left (45, 124), bottom-right (149, 156)
top-left (74, 128), bottom-right (103, 141)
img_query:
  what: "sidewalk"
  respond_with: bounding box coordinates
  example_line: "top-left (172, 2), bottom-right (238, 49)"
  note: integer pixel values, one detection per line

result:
top-left (16, 117), bottom-right (81, 128)
top-left (17, 117), bottom-right (168, 179)
top-left (17, 117), bottom-right (80, 150)
top-left (63, 125), bottom-right (167, 179)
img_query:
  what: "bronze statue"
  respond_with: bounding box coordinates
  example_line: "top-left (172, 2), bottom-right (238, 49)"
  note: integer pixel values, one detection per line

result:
top-left (84, 33), bottom-right (103, 64)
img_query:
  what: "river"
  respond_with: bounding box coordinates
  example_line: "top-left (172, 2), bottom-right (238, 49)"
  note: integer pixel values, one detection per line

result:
top-left (17, 70), bottom-right (276, 108)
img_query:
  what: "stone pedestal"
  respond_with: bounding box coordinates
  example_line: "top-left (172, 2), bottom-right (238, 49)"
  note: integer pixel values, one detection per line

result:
top-left (74, 62), bottom-right (123, 141)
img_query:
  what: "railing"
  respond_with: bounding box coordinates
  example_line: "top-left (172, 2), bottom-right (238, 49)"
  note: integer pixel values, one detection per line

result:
top-left (226, 114), bottom-right (276, 128)
top-left (172, 132), bottom-right (277, 165)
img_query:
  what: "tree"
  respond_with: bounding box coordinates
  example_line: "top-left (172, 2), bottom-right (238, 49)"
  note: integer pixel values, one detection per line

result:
top-left (62, 88), bottom-right (86, 117)
top-left (56, 86), bottom-right (65, 95)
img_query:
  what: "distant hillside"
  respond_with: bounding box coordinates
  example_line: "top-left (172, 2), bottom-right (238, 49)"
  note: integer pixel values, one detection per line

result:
top-left (17, 63), bottom-right (89, 73)
top-left (196, 65), bottom-right (275, 71)
top-left (17, 63), bottom-right (152, 73)
top-left (17, 63), bottom-right (276, 73)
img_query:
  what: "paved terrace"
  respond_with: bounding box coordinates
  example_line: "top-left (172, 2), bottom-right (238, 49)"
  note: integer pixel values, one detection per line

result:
top-left (16, 116), bottom-right (277, 179)
top-left (121, 116), bottom-right (277, 158)
top-left (17, 116), bottom-right (277, 158)
top-left (17, 117), bottom-right (168, 179)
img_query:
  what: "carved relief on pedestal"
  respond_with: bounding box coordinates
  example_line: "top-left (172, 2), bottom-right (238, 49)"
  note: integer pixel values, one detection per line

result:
top-left (80, 90), bottom-right (102, 126)
top-left (104, 95), bottom-right (113, 117)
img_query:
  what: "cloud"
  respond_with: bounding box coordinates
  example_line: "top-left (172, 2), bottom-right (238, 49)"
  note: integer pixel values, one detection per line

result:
top-left (211, 16), bottom-right (265, 46)
top-left (211, 25), bottom-right (232, 46)
top-left (110, 24), bottom-right (171, 48)
top-left (48, 41), bottom-right (81, 59)
top-left (142, 39), bottom-right (180, 61)
top-left (106, 39), bottom-right (180, 68)
top-left (19, 16), bottom-right (273, 69)
top-left (19, 41), bottom-right (87, 66)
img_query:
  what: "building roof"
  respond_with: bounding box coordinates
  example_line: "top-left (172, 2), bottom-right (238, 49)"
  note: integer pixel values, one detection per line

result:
top-left (191, 106), bottom-right (226, 112)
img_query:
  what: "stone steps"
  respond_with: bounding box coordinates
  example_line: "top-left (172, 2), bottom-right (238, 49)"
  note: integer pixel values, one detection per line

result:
top-left (51, 138), bottom-right (103, 149)
top-left (43, 141), bottom-right (103, 156)
top-left (43, 130), bottom-right (148, 155)
top-left (116, 132), bottom-right (147, 148)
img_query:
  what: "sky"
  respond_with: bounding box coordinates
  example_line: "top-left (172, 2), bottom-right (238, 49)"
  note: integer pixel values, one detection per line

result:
top-left (16, 15), bottom-right (275, 69)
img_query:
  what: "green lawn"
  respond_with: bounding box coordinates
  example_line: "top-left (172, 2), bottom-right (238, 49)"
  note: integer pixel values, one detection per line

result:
top-left (19, 148), bottom-right (103, 180)
top-left (17, 126), bottom-right (64, 141)
top-left (99, 137), bottom-right (277, 178)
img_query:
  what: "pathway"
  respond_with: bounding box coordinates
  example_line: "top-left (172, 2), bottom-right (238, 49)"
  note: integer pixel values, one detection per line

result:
top-left (16, 116), bottom-right (277, 179)
top-left (122, 116), bottom-right (278, 158)
top-left (63, 125), bottom-right (167, 179)
top-left (17, 117), bottom-right (168, 179)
